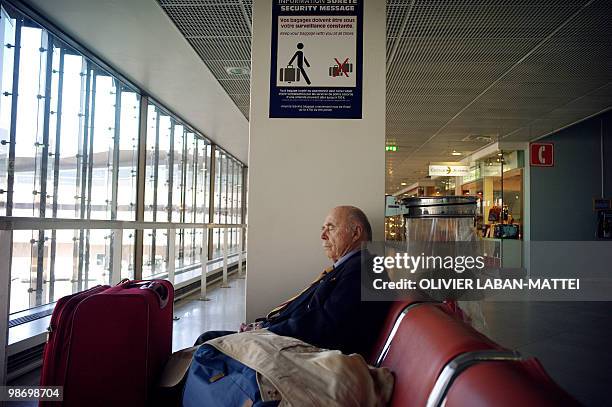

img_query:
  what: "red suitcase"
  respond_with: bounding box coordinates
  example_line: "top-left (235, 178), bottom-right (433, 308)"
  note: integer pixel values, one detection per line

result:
top-left (40, 280), bottom-right (174, 407)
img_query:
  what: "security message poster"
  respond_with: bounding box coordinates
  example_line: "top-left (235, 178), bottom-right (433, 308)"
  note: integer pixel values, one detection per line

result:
top-left (269, 0), bottom-right (363, 119)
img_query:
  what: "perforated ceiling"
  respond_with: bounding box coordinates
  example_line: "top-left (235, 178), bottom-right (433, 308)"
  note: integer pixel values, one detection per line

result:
top-left (157, 0), bottom-right (612, 193)
top-left (158, 0), bottom-right (253, 118)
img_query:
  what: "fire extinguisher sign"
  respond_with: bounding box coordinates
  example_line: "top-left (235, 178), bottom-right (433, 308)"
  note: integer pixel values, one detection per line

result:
top-left (269, 0), bottom-right (363, 119)
top-left (530, 143), bottom-right (554, 167)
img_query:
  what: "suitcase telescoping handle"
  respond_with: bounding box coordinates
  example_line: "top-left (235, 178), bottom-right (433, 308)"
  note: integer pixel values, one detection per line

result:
top-left (120, 280), bottom-right (170, 309)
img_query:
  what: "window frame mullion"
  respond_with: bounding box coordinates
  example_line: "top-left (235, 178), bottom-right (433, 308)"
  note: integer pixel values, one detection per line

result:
top-left (5, 16), bottom-right (22, 217)
top-left (48, 45), bottom-right (65, 303)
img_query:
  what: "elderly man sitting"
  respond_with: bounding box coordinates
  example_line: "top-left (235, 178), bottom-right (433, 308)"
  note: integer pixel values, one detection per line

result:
top-left (195, 205), bottom-right (390, 357)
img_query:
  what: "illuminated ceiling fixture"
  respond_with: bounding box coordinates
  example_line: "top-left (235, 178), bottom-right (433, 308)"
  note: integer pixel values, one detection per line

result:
top-left (224, 66), bottom-right (250, 76)
top-left (451, 150), bottom-right (462, 156)
top-left (400, 182), bottom-right (407, 186)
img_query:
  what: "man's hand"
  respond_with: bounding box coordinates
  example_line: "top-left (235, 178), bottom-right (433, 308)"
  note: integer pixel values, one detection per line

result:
top-left (239, 321), bottom-right (263, 332)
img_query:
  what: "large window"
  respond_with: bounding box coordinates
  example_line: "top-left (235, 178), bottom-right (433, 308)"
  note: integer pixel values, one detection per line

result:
top-left (1, 6), bottom-right (140, 313)
top-left (0, 3), bottom-right (246, 317)
top-left (212, 150), bottom-right (243, 258)
top-left (142, 102), bottom-right (214, 279)
top-left (461, 150), bottom-right (524, 241)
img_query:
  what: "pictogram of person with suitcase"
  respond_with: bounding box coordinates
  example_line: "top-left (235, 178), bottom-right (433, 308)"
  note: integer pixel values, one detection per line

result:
top-left (280, 42), bottom-right (311, 85)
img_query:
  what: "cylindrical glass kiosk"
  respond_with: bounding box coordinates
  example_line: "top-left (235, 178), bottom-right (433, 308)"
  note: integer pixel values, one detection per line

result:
top-left (402, 196), bottom-right (478, 242)
top-left (401, 196), bottom-right (487, 332)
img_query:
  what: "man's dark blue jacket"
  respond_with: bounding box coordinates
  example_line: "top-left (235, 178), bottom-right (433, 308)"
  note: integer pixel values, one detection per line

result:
top-left (263, 250), bottom-right (390, 357)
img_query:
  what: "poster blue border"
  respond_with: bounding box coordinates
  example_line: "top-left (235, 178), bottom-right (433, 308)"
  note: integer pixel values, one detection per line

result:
top-left (269, 0), bottom-right (363, 119)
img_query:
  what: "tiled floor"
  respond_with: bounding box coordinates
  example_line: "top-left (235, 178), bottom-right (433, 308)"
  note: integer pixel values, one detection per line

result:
top-left (482, 301), bottom-right (612, 407)
top-left (172, 275), bottom-right (246, 351)
top-left (9, 278), bottom-right (611, 406)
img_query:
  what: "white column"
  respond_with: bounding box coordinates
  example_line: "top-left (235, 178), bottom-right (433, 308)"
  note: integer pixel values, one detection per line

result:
top-left (0, 230), bottom-right (13, 385)
top-left (246, 0), bottom-right (386, 321)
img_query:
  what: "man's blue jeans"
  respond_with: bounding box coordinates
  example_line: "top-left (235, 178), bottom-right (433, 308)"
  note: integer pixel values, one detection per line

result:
top-left (193, 330), bottom-right (235, 346)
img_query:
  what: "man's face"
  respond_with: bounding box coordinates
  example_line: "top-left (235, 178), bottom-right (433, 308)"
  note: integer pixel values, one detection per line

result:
top-left (320, 208), bottom-right (355, 262)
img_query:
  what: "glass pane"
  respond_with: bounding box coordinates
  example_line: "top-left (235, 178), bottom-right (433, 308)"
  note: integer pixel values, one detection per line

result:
top-left (171, 123), bottom-right (183, 222)
top-left (3, 5), bottom-right (252, 318)
top-left (10, 230), bottom-right (36, 313)
top-left (183, 228), bottom-right (195, 268)
top-left (116, 87), bottom-right (139, 221)
top-left (234, 161), bottom-right (239, 224)
top-left (221, 154), bottom-right (228, 225)
top-left (194, 139), bottom-right (207, 223)
top-left (215, 152), bottom-right (224, 256)
top-left (194, 229), bottom-right (204, 266)
top-left (176, 228), bottom-right (184, 269)
top-left (213, 150), bottom-right (222, 223)
top-left (13, 24), bottom-right (46, 217)
top-left (55, 51), bottom-right (85, 219)
top-left (3, 7), bottom-right (144, 317)
top-left (237, 164), bottom-right (242, 224)
top-left (0, 6), bottom-right (16, 216)
top-left (158, 114), bottom-right (171, 221)
top-left (205, 142), bottom-right (211, 223)
top-left (9, 227), bottom-right (114, 313)
top-left (45, 41), bottom-right (61, 219)
top-left (85, 228), bottom-right (112, 288)
top-left (235, 162), bottom-right (240, 253)
top-left (230, 160), bottom-right (236, 253)
top-left (121, 229), bottom-right (135, 280)
top-left (184, 131), bottom-right (195, 223)
top-left (142, 228), bottom-right (168, 278)
top-left (51, 229), bottom-right (78, 301)
top-left (213, 228), bottom-right (221, 259)
top-left (144, 105), bottom-right (157, 221)
top-left (501, 150), bottom-right (523, 239)
top-left (88, 72), bottom-right (115, 220)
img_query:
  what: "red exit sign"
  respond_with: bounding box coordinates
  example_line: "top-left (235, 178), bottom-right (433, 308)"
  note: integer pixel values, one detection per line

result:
top-left (530, 142), bottom-right (554, 167)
